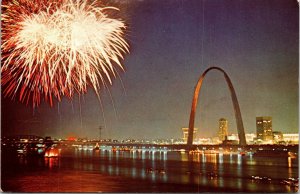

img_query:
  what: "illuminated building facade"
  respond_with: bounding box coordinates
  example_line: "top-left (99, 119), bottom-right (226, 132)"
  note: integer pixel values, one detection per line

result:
top-left (182, 127), bottom-right (197, 143)
top-left (256, 116), bottom-right (273, 141)
top-left (282, 133), bottom-right (299, 144)
top-left (273, 131), bottom-right (283, 143)
top-left (226, 133), bottom-right (256, 144)
top-left (245, 133), bottom-right (256, 144)
top-left (227, 134), bottom-right (238, 141)
top-left (218, 118), bottom-right (228, 142)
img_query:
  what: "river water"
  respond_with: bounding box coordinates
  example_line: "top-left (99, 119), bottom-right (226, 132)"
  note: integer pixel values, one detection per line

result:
top-left (1, 148), bottom-right (298, 192)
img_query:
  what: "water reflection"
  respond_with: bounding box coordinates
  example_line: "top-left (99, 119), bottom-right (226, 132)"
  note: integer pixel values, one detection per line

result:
top-left (288, 157), bottom-right (292, 168)
top-left (219, 177), bottom-right (224, 188)
top-left (163, 151), bottom-right (168, 161)
top-left (180, 152), bottom-right (188, 161)
top-left (206, 153), bottom-right (217, 164)
top-left (131, 167), bottom-right (137, 178)
top-left (131, 150), bottom-right (136, 159)
top-left (229, 153), bottom-right (233, 164)
top-left (237, 154), bottom-right (242, 165)
top-left (115, 150), bottom-right (119, 159)
top-left (44, 157), bottom-right (59, 168)
top-left (202, 153), bottom-right (206, 162)
top-left (108, 165), bottom-right (113, 174)
top-left (218, 153), bottom-right (223, 164)
top-left (5, 148), bottom-right (298, 193)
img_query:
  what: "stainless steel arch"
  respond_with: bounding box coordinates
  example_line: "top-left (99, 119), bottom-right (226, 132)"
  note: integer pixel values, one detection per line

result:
top-left (187, 67), bottom-right (246, 149)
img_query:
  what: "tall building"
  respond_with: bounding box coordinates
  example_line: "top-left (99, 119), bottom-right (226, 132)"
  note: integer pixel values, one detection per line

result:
top-left (181, 127), bottom-right (197, 143)
top-left (256, 116), bottom-right (273, 141)
top-left (218, 118), bottom-right (228, 142)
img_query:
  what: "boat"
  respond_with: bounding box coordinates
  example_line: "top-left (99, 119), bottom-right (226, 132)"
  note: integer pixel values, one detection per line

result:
top-left (94, 143), bottom-right (100, 150)
top-left (44, 147), bottom-right (59, 157)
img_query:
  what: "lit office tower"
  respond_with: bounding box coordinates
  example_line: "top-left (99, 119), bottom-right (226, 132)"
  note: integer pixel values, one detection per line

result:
top-left (218, 118), bottom-right (228, 141)
top-left (256, 116), bottom-right (273, 141)
top-left (182, 127), bottom-right (197, 143)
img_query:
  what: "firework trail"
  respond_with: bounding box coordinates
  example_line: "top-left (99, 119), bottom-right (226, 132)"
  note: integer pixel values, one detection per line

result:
top-left (1, 0), bottom-right (129, 107)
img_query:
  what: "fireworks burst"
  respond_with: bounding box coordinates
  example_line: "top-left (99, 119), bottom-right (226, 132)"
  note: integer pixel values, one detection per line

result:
top-left (1, 0), bottom-right (129, 107)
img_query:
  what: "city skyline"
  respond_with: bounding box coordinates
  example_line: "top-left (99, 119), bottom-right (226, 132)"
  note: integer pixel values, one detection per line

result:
top-left (1, 0), bottom-right (298, 140)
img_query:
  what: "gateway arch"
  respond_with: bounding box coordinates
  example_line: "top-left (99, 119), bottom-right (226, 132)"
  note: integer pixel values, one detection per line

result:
top-left (187, 67), bottom-right (246, 148)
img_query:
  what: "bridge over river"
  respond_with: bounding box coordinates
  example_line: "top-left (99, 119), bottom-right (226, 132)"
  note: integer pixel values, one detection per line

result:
top-left (62, 141), bottom-right (299, 154)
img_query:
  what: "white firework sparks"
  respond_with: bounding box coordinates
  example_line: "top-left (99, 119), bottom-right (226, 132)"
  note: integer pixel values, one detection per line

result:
top-left (1, 0), bottom-right (129, 106)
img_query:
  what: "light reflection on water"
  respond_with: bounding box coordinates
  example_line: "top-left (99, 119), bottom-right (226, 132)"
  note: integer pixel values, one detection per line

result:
top-left (90, 149), bottom-right (296, 189)
top-left (2, 148), bottom-right (299, 193)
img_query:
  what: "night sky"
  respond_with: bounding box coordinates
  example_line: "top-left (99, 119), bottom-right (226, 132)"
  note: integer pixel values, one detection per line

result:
top-left (1, 0), bottom-right (298, 140)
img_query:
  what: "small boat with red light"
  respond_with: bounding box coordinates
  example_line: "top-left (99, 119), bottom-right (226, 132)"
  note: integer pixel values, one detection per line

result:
top-left (44, 147), bottom-right (59, 157)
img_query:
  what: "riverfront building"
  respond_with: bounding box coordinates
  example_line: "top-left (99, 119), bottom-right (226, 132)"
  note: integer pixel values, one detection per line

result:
top-left (282, 133), bottom-right (299, 144)
top-left (182, 127), bottom-right (197, 143)
top-left (273, 131), bottom-right (284, 143)
top-left (218, 118), bottom-right (228, 142)
top-left (256, 116), bottom-right (273, 142)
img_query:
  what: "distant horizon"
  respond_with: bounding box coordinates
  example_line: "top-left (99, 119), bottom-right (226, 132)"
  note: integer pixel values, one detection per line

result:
top-left (2, 126), bottom-right (298, 140)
